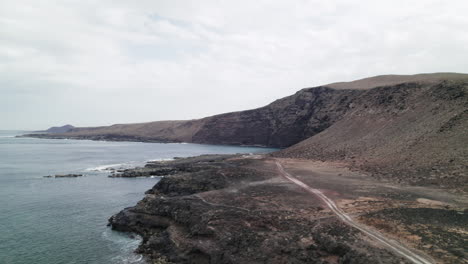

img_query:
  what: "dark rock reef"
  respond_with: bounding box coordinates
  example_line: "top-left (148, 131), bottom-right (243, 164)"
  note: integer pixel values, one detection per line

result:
top-left (43, 174), bottom-right (83, 178)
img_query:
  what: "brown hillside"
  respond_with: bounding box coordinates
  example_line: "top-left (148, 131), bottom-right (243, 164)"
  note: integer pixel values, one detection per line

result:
top-left (275, 80), bottom-right (468, 189)
top-left (326, 72), bottom-right (468, 90)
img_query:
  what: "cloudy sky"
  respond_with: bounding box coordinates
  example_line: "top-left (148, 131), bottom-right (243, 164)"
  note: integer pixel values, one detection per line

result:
top-left (1, 0), bottom-right (467, 130)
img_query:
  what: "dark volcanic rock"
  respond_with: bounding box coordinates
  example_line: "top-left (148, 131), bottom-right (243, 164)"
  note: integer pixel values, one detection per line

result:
top-left (21, 133), bottom-right (177, 143)
top-left (190, 87), bottom-right (360, 148)
top-left (108, 157), bottom-right (409, 264)
top-left (44, 174), bottom-right (83, 178)
top-left (109, 155), bottom-right (236, 178)
top-left (361, 207), bottom-right (468, 264)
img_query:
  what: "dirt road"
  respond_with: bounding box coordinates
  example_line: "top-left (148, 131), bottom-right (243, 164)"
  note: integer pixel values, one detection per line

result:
top-left (275, 160), bottom-right (434, 264)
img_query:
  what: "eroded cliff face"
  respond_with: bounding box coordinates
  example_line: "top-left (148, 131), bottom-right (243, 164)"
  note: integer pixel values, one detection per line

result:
top-left (192, 87), bottom-right (361, 147)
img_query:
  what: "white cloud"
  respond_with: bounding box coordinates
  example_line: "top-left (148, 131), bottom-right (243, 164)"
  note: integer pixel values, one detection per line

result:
top-left (1, 0), bottom-right (467, 129)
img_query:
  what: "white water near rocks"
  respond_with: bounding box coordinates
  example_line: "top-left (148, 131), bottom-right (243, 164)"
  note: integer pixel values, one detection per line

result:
top-left (0, 130), bottom-right (276, 264)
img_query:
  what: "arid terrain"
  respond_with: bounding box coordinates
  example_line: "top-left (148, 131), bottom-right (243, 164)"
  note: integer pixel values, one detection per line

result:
top-left (109, 155), bottom-right (466, 264)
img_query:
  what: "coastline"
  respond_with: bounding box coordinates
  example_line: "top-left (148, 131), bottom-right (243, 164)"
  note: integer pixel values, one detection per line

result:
top-left (17, 133), bottom-right (180, 144)
top-left (19, 133), bottom-right (276, 149)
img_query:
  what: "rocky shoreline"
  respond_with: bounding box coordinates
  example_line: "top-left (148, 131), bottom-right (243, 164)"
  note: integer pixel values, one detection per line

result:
top-left (107, 155), bottom-right (415, 264)
top-left (43, 173), bottom-right (83, 178)
top-left (18, 133), bottom-right (179, 143)
top-left (108, 155), bottom-right (238, 178)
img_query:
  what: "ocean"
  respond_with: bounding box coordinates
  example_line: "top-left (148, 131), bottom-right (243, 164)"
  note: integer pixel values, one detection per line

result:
top-left (0, 130), bottom-right (276, 264)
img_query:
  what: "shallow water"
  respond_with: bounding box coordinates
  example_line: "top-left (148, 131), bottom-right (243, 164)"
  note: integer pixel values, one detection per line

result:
top-left (0, 130), bottom-right (276, 264)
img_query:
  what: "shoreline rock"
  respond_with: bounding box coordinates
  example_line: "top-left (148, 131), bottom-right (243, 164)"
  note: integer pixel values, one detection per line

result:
top-left (108, 155), bottom-right (237, 178)
top-left (18, 134), bottom-right (179, 144)
top-left (43, 174), bottom-right (83, 178)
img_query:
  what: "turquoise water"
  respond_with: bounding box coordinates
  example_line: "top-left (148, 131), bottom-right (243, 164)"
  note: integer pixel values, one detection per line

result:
top-left (0, 131), bottom-right (276, 264)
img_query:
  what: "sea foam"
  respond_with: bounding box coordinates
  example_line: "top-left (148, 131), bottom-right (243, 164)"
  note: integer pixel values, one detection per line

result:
top-left (86, 163), bottom-right (127, 172)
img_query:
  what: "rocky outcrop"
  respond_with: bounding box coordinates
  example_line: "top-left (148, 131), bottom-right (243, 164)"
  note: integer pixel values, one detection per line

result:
top-left (108, 155), bottom-right (237, 178)
top-left (191, 87), bottom-right (360, 147)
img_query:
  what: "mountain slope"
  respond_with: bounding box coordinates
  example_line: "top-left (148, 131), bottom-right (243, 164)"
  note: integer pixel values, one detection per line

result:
top-left (275, 80), bottom-right (468, 188)
top-left (326, 72), bottom-right (468, 90)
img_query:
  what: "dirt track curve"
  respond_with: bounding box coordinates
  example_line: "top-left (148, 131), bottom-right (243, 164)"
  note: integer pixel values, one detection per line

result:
top-left (275, 161), bottom-right (434, 264)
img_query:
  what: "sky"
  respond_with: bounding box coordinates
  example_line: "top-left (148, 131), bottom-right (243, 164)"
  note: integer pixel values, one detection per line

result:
top-left (1, 0), bottom-right (467, 130)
